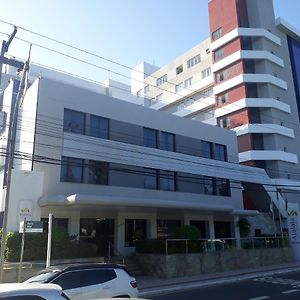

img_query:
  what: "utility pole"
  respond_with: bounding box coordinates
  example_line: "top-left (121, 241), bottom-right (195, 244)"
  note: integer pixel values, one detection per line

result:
top-left (0, 27), bottom-right (23, 92)
top-left (0, 44), bottom-right (31, 283)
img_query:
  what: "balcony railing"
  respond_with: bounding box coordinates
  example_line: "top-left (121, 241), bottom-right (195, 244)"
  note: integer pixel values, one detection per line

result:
top-left (163, 237), bottom-right (289, 255)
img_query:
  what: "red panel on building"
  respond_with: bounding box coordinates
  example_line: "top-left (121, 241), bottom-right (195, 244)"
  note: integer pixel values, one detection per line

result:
top-left (209, 0), bottom-right (240, 37)
top-left (237, 134), bottom-right (253, 152)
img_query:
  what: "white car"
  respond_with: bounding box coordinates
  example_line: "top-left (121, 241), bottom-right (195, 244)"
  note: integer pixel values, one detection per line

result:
top-left (0, 283), bottom-right (70, 299)
top-left (25, 263), bottom-right (138, 299)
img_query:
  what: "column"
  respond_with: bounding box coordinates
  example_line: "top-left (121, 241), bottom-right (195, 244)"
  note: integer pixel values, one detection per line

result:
top-left (233, 216), bottom-right (241, 249)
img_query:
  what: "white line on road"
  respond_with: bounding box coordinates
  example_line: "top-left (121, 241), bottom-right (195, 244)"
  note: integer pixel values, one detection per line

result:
top-left (248, 297), bottom-right (270, 300)
top-left (281, 289), bottom-right (299, 294)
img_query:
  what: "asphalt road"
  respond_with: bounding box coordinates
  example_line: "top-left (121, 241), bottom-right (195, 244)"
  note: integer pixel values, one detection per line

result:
top-left (150, 271), bottom-right (300, 300)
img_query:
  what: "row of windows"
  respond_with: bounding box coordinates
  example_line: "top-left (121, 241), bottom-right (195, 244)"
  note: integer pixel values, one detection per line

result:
top-left (187, 54), bottom-right (201, 68)
top-left (215, 64), bottom-right (240, 83)
top-left (60, 156), bottom-right (231, 197)
top-left (63, 109), bottom-right (227, 161)
top-left (157, 74), bottom-right (168, 86)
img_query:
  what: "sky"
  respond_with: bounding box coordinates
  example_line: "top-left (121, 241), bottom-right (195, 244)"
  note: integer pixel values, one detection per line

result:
top-left (0, 0), bottom-right (300, 86)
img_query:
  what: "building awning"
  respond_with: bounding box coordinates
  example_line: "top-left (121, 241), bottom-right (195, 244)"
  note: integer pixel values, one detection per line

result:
top-left (231, 209), bottom-right (259, 216)
top-left (38, 193), bottom-right (237, 213)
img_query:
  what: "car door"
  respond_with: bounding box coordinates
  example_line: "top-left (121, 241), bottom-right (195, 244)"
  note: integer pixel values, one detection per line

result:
top-left (78, 269), bottom-right (118, 299)
top-left (51, 271), bottom-right (83, 300)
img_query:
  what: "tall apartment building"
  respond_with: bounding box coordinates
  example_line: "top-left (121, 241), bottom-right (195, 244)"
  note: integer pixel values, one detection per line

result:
top-left (131, 0), bottom-right (300, 206)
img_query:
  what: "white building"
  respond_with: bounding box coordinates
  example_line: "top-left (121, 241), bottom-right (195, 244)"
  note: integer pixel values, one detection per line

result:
top-left (0, 68), bottom-right (287, 257)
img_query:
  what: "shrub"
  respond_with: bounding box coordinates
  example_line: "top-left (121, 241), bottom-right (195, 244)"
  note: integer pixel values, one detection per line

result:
top-left (238, 218), bottom-right (251, 237)
top-left (174, 225), bottom-right (201, 240)
top-left (4, 226), bottom-right (97, 262)
top-left (135, 239), bottom-right (165, 254)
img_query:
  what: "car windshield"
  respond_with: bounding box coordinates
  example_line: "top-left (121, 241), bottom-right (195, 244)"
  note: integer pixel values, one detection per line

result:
top-left (24, 270), bottom-right (60, 283)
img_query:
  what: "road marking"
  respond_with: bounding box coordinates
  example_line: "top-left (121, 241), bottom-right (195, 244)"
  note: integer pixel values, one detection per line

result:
top-left (281, 289), bottom-right (299, 294)
top-left (248, 297), bottom-right (270, 300)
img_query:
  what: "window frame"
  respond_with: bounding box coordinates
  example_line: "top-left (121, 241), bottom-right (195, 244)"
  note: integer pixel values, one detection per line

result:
top-left (63, 108), bottom-right (86, 135)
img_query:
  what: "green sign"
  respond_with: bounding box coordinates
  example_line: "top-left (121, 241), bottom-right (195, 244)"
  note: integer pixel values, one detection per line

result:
top-left (25, 221), bottom-right (44, 233)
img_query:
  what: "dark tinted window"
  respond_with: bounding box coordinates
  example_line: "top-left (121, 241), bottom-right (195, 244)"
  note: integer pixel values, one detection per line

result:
top-left (215, 144), bottom-right (227, 161)
top-left (204, 177), bottom-right (215, 195)
top-left (61, 157), bottom-right (83, 183)
top-left (90, 115), bottom-right (109, 139)
top-left (143, 128), bottom-right (158, 148)
top-left (87, 161), bottom-right (109, 185)
top-left (216, 178), bottom-right (230, 196)
top-left (201, 141), bottom-right (213, 159)
top-left (63, 109), bottom-right (85, 134)
top-left (144, 168), bottom-right (158, 189)
top-left (160, 170), bottom-right (176, 191)
top-left (52, 271), bottom-right (83, 290)
top-left (160, 132), bottom-right (175, 151)
top-left (83, 269), bottom-right (116, 285)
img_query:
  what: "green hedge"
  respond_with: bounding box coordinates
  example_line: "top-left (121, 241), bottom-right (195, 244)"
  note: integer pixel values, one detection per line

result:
top-left (2, 226), bottom-right (97, 262)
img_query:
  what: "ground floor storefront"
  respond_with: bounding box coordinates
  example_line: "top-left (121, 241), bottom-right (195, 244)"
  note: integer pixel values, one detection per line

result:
top-left (40, 207), bottom-right (242, 257)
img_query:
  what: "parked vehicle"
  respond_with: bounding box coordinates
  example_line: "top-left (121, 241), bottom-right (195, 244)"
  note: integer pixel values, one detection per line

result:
top-left (0, 283), bottom-right (70, 299)
top-left (24, 263), bottom-right (138, 299)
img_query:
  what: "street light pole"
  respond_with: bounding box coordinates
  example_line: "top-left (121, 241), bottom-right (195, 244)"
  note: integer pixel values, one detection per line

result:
top-left (0, 45), bottom-right (31, 282)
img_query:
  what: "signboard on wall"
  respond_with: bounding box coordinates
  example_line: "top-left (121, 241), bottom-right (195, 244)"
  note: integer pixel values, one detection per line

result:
top-left (18, 200), bottom-right (33, 223)
top-left (287, 202), bottom-right (300, 261)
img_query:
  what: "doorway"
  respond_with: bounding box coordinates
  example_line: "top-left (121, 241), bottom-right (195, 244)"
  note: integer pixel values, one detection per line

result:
top-left (80, 218), bottom-right (115, 256)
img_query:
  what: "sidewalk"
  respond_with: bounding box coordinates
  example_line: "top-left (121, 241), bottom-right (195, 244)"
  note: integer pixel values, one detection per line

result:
top-left (138, 261), bottom-right (300, 297)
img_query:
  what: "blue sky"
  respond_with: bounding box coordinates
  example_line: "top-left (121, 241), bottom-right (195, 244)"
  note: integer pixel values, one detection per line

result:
top-left (0, 0), bottom-right (299, 85)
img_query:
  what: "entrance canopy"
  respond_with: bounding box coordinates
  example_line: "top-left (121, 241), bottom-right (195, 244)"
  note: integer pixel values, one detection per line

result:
top-left (38, 193), bottom-right (258, 216)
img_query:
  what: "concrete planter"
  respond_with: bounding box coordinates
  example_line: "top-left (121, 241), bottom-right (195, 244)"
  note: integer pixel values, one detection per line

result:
top-left (135, 248), bottom-right (293, 278)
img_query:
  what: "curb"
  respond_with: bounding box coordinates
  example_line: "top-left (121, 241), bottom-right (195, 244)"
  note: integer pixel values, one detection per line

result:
top-left (139, 266), bottom-right (300, 297)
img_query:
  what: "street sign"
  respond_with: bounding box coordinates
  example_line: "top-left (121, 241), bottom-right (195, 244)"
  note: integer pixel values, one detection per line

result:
top-left (19, 221), bottom-right (43, 233)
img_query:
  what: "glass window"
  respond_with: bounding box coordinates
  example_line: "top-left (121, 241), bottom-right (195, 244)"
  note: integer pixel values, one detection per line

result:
top-left (215, 178), bottom-right (230, 196)
top-left (136, 89), bottom-right (142, 97)
top-left (87, 160), bottom-right (109, 185)
top-left (63, 109), bottom-right (85, 134)
top-left (90, 115), bottom-right (109, 139)
top-left (219, 117), bottom-right (231, 129)
top-left (83, 269), bottom-right (116, 286)
top-left (201, 141), bottom-right (213, 159)
top-left (204, 176), bottom-right (215, 195)
top-left (52, 271), bottom-right (83, 290)
top-left (215, 144), bottom-right (227, 161)
top-left (187, 54), bottom-right (201, 68)
top-left (184, 77), bottom-right (192, 88)
top-left (61, 157), bottom-right (83, 183)
top-left (175, 82), bottom-right (184, 93)
top-left (156, 74), bottom-right (168, 86)
top-left (160, 170), bottom-right (176, 191)
top-left (176, 65), bottom-right (183, 75)
top-left (212, 27), bottom-right (223, 41)
top-left (160, 132), bottom-right (175, 151)
top-left (201, 67), bottom-right (211, 79)
top-left (125, 219), bottom-right (147, 247)
top-left (144, 85), bottom-right (150, 93)
top-left (144, 168), bottom-right (158, 189)
top-left (214, 48), bottom-right (225, 61)
top-left (143, 128), bottom-right (158, 148)
top-left (157, 220), bottom-right (182, 239)
top-left (217, 93), bottom-right (229, 105)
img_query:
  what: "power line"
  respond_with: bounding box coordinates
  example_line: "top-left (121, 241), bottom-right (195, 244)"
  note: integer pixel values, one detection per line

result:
top-left (1, 31), bottom-right (299, 143)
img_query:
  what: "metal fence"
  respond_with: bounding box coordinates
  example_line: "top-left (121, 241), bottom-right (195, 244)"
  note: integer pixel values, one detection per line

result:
top-left (164, 236), bottom-right (289, 255)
